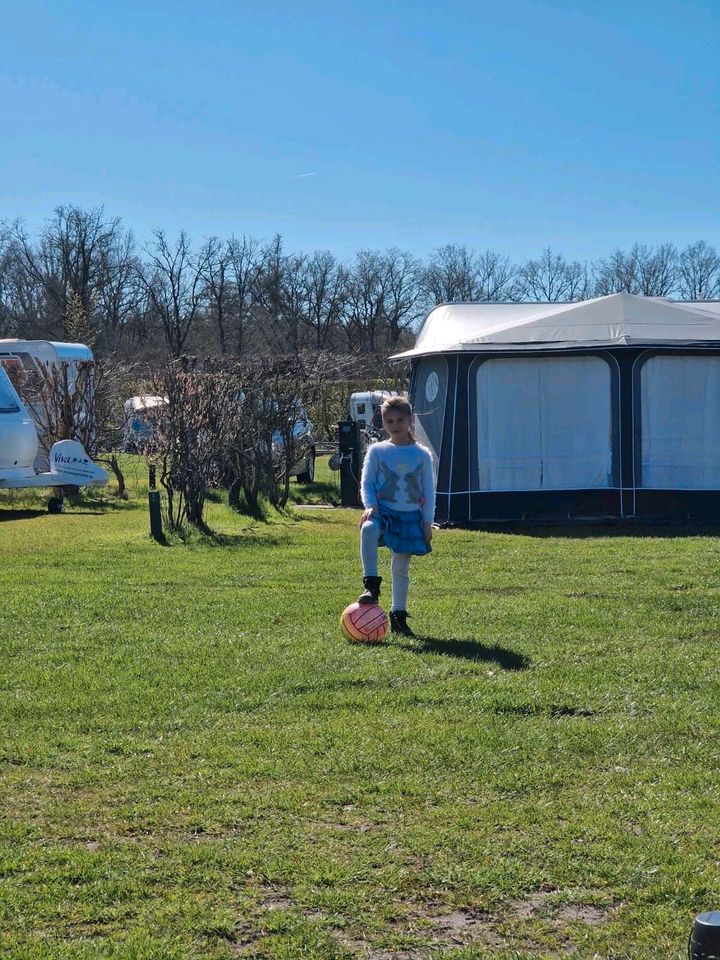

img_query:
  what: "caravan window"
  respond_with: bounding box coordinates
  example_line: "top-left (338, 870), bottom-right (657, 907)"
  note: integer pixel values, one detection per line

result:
top-left (0, 368), bottom-right (21, 414)
top-left (474, 356), bottom-right (613, 491)
top-left (640, 355), bottom-right (720, 489)
top-left (0, 353), bottom-right (46, 400)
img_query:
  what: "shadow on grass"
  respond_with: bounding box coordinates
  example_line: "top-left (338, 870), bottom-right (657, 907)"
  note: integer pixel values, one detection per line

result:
top-left (68, 499), bottom-right (135, 513)
top-left (0, 505), bottom-right (131, 521)
top-left (0, 508), bottom-right (48, 522)
top-left (454, 521), bottom-right (720, 540)
top-left (289, 479), bottom-right (341, 507)
top-left (494, 703), bottom-right (594, 718)
top-left (186, 518), bottom-right (292, 549)
top-left (395, 635), bottom-right (530, 669)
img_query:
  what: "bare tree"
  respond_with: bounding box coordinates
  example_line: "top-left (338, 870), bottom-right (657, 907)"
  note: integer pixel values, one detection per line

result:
top-left (252, 234), bottom-right (289, 350)
top-left (8, 206), bottom-right (125, 340)
top-left (423, 244), bottom-right (482, 303)
top-left (140, 230), bottom-right (204, 356)
top-left (476, 249), bottom-right (519, 302)
top-left (198, 236), bottom-right (233, 354)
top-left (678, 241), bottom-right (720, 300)
top-left (592, 247), bottom-right (641, 295)
top-left (0, 228), bottom-right (18, 337)
top-left (563, 260), bottom-right (593, 302)
top-left (0, 249), bottom-right (47, 339)
top-left (381, 248), bottom-right (424, 348)
top-left (274, 251), bottom-right (308, 352)
top-left (342, 249), bottom-right (422, 352)
top-left (95, 229), bottom-right (144, 349)
top-left (301, 251), bottom-right (346, 349)
top-left (634, 243), bottom-right (677, 296)
top-left (343, 250), bottom-right (387, 353)
top-left (423, 245), bottom-right (518, 304)
top-left (227, 235), bottom-right (267, 355)
top-left (518, 248), bottom-right (588, 302)
top-left (592, 243), bottom-right (677, 298)
top-left (255, 247), bottom-right (349, 352)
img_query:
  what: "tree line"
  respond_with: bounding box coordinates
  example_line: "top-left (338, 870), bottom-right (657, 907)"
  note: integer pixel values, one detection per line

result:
top-left (1, 205), bottom-right (719, 358)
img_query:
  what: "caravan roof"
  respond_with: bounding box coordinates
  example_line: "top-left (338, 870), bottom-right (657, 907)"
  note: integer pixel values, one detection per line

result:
top-left (0, 340), bottom-right (94, 364)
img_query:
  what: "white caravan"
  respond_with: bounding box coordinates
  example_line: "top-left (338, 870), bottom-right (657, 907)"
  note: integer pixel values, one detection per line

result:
top-left (122, 395), bottom-right (168, 452)
top-left (0, 339), bottom-right (95, 468)
top-left (349, 390), bottom-right (395, 430)
top-left (0, 340), bottom-right (107, 512)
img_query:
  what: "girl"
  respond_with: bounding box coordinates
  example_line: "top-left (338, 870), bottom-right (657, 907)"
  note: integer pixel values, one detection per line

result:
top-left (357, 396), bottom-right (436, 637)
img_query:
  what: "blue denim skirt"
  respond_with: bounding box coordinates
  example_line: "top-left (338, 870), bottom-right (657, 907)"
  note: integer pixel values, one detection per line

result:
top-left (377, 504), bottom-right (431, 556)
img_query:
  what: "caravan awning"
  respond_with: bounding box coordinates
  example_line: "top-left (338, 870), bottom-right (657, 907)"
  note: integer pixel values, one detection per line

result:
top-left (391, 293), bottom-right (720, 359)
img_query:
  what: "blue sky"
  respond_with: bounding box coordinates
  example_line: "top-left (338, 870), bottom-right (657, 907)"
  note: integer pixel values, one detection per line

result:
top-left (1, 0), bottom-right (718, 262)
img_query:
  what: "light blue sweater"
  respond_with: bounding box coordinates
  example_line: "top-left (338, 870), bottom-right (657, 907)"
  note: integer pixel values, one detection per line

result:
top-left (360, 441), bottom-right (436, 524)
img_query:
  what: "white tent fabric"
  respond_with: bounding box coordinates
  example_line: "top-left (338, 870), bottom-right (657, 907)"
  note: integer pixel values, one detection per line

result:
top-left (476, 357), bottom-right (612, 491)
top-left (392, 294), bottom-right (720, 359)
top-left (641, 356), bottom-right (720, 489)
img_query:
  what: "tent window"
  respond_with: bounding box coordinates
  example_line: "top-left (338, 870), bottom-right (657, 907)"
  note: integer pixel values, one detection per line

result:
top-left (413, 357), bottom-right (448, 462)
top-left (475, 356), bottom-right (613, 491)
top-left (640, 356), bottom-right (720, 489)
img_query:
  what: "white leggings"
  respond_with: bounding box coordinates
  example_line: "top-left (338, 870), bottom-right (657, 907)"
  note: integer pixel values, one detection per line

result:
top-left (360, 517), bottom-right (411, 612)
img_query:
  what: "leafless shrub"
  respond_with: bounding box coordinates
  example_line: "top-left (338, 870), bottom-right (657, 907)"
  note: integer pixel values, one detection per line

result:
top-left (20, 355), bottom-right (136, 496)
top-left (151, 352), bottom-right (372, 529)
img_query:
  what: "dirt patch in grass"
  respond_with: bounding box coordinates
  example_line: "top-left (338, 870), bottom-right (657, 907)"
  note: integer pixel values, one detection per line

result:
top-left (334, 906), bottom-right (505, 957)
top-left (334, 936), bottom-right (420, 960)
top-left (509, 890), bottom-right (614, 926)
top-left (208, 920), bottom-right (266, 956)
top-left (227, 930), bottom-right (266, 956)
top-left (259, 891), bottom-right (294, 911)
top-left (556, 904), bottom-right (607, 924)
top-left (330, 820), bottom-right (376, 833)
top-left (428, 908), bottom-right (505, 949)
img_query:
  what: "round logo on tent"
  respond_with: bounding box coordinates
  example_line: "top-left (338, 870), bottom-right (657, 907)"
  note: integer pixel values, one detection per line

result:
top-left (425, 371), bottom-right (439, 403)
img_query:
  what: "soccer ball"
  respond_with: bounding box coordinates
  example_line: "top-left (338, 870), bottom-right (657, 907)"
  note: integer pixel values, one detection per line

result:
top-left (340, 602), bottom-right (388, 644)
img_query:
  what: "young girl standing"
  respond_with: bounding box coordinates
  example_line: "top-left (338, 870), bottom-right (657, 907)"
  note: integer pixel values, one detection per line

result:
top-left (357, 396), bottom-right (436, 637)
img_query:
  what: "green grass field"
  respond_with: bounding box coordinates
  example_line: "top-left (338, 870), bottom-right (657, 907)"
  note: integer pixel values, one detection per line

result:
top-left (2, 459), bottom-right (720, 959)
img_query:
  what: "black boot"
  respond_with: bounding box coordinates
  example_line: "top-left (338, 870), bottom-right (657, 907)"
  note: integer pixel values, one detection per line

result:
top-left (390, 610), bottom-right (415, 638)
top-left (358, 576), bottom-right (382, 605)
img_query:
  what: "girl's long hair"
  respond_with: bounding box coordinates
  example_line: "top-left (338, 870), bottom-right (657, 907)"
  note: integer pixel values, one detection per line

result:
top-left (381, 395), bottom-right (416, 443)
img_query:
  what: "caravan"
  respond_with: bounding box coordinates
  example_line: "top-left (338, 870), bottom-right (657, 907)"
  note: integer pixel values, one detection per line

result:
top-left (0, 340), bottom-right (107, 511)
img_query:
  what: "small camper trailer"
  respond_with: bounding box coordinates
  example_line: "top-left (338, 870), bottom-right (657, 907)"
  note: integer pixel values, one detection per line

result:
top-left (393, 294), bottom-right (720, 523)
top-left (0, 339), bottom-right (95, 470)
top-left (349, 391), bottom-right (394, 431)
top-left (122, 395), bottom-right (168, 452)
top-left (0, 339), bottom-right (107, 511)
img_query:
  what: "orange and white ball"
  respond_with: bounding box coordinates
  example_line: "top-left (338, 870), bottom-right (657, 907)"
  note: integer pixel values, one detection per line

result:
top-left (340, 602), bottom-right (388, 644)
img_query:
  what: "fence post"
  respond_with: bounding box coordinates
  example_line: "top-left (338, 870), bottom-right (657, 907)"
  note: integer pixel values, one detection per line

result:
top-left (148, 464), bottom-right (163, 541)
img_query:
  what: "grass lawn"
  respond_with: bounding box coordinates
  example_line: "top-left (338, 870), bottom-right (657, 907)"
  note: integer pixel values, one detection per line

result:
top-left (2, 458), bottom-right (720, 959)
